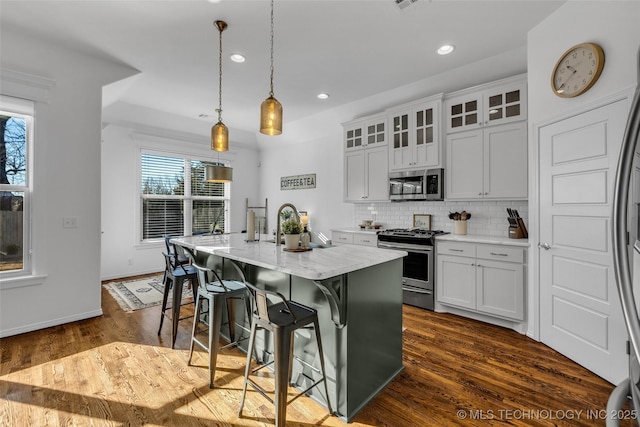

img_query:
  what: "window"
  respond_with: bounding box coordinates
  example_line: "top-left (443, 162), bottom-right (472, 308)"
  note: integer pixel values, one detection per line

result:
top-left (140, 151), bottom-right (229, 242)
top-left (0, 95), bottom-right (33, 275)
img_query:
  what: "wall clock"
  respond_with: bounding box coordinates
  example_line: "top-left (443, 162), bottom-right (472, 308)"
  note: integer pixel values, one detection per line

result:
top-left (551, 42), bottom-right (605, 98)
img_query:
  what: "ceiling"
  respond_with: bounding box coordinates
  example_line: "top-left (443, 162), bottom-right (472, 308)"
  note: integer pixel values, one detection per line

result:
top-left (0, 0), bottom-right (564, 136)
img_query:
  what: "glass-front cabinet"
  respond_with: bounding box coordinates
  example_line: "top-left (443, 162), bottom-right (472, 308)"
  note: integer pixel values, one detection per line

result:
top-left (387, 94), bottom-right (443, 171)
top-left (445, 74), bottom-right (527, 133)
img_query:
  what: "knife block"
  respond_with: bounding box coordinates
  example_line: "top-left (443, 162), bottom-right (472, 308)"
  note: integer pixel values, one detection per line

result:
top-left (509, 226), bottom-right (525, 239)
top-left (508, 218), bottom-right (528, 239)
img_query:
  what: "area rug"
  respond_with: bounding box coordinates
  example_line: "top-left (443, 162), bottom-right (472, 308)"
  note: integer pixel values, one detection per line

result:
top-left (103, 274), bottom-right (193, 313)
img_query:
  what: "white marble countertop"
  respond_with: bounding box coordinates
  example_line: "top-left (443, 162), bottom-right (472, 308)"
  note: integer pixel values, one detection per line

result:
top-left (171, 233), bottom-right (405, 281)
top-left (436, 233), bottom-right (530, 247)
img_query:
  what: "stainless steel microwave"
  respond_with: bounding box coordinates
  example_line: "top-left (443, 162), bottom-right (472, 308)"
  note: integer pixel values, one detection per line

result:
top-left (389, 168), bottom-right (444, 201)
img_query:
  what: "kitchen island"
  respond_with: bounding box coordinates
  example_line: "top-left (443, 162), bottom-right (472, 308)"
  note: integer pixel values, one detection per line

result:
top-left (171, 233), bottom-right (406, 421)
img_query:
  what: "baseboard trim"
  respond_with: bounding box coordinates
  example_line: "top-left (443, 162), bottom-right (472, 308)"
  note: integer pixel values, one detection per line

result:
top-left (0, 309), bottom-right (103, 338)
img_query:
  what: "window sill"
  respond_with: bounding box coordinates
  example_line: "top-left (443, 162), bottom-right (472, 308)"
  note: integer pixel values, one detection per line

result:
top-left (0, 273), bottom-right (48, 290)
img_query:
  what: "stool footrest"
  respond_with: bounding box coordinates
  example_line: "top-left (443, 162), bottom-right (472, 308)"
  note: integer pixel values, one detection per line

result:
top-left (244, 378), bottom-right (275, 405)
top-left (287, 378), bottom-right (327, 406)
top-left (293, 356), bottom-right (321, 374)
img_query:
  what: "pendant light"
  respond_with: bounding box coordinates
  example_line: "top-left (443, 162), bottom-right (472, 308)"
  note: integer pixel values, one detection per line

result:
top-left (259, 0), bottom-right (283, 135)
top-left (205, 20), bottom-right (233, 183)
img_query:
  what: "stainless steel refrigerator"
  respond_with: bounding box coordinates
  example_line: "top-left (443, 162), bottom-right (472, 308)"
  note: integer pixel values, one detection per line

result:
top-left (611, 46), bottom-right (640, 426)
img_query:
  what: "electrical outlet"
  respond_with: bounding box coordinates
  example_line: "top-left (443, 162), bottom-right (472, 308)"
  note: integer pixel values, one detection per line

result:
top-left (62, 217), bottom-right (79, 228)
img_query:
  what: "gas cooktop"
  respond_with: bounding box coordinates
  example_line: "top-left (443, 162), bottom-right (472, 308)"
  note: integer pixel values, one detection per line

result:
top-left (377, 228), bottom-right (449, 245)
top-left (378, 228), bottom-right (448, 237)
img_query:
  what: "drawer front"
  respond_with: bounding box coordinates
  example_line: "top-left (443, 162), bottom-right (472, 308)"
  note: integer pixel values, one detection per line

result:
top-left (354, 233), bottom-right (377, 247)
top-left (437, 241), bottom-right (476, 257)
top-left (332, 231), bottom-right (354, 245)
top-left (477, 244), bottom-right (524, 263)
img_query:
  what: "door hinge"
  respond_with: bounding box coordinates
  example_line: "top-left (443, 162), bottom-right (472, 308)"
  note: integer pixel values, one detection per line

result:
top-left (627, 340), bottom-right (631, 355)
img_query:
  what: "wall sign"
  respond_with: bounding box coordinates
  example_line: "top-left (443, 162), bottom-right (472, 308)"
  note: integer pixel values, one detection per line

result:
top-left (281, 174), bottom-right (316, 190)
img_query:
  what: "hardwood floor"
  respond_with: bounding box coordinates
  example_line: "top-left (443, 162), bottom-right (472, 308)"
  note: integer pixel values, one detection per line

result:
top-left (0, 275), bottom-right (632, 426)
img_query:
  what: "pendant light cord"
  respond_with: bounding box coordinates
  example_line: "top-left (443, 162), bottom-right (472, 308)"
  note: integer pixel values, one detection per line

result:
top-left (217, 22), bottom-right (224, 122)
top-left (269, 0), bottom-right (275, 97)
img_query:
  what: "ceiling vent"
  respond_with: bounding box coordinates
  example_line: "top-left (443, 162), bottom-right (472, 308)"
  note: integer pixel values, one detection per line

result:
top-left (395, 0), bottom-right (418, 10)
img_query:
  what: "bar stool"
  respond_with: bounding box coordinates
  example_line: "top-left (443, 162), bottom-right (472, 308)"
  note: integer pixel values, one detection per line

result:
top-left (238, 282), bottom-right (333, 427)
top-left (158, 252), bottom-right (197, 349)
top-left (188, 261), bottom-right (252, 388)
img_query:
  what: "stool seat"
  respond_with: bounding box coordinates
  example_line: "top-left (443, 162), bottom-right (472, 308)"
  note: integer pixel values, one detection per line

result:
top-left (238, 282), bottom-right (333, 427)
top-left (260, 300), bottom-right (316, 328)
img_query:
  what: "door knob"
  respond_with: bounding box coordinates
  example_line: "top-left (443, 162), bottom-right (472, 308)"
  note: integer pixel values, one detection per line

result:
top-left (539, 242), bottom-right (551, 250)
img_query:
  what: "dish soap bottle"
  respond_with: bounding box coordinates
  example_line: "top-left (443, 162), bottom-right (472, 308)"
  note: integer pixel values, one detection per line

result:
top-left (300, 226), bottom-right (311, 248)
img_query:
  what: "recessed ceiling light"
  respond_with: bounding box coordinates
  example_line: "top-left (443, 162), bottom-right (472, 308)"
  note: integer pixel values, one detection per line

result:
top-left (317, 93), bottom-right (329, 99)
top-left (230, 53), bottom-right (245, 63)
top-left (437, 44), bottom-right (455, 55)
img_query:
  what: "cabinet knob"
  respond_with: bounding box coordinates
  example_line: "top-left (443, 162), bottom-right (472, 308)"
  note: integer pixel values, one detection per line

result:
top-left (539, 242), bottom-right (551, 250)
top-left (484, 192), bottom-right (488, 195)
top-left (478, 192), bottom-right (483, 196)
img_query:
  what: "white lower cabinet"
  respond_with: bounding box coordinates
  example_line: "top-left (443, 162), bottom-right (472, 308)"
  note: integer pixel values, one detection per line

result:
top-left (331, 230), bottom-right (377, 247)
top-left (436, 241), bottom-right (525, 321)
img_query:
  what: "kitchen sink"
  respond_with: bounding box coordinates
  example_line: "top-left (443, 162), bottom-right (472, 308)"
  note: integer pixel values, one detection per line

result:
top-left (261, 239), bottom-right (331, 249)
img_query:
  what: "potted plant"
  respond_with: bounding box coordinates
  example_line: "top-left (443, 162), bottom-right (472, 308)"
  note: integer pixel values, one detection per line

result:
top-left (448, 210), bottom-right (471, 235)
top-left (281, 217), bottom-right (303, 249)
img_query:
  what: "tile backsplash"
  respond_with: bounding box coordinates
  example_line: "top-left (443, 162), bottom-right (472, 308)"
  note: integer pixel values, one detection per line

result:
top-left (354, 200), bottom-right (528, 238)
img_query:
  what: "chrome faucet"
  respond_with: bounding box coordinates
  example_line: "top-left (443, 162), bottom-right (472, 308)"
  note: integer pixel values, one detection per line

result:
top-left (275, 203), bottom-right (299, 246)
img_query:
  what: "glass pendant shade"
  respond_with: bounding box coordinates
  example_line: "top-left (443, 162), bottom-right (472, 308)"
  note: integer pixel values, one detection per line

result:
top-left (211, 120), bottom-right (229, 151)
top-left (260, 95), bottom-right (283, 135)
top-left (204, 164), bottom-right (233, 183)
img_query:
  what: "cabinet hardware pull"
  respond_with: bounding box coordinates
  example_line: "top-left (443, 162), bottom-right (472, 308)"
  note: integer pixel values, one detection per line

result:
top-left (449, 248), bottom-right (463, 252)
top-left (490, 252), bottom-right (508, 256)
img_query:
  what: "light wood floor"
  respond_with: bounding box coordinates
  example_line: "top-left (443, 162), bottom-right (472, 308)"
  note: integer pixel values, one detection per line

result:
top-left (0, 275), bottom-right (632, 426)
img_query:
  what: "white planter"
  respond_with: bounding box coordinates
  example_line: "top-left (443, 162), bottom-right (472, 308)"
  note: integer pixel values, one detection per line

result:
top-left (283, 234), bottom-right (300, 250)
top-left (453, 220), bottom-right (467, 235)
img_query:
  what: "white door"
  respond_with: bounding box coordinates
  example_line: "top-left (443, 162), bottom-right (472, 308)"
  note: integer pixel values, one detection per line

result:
top-left (344, 150), bottom-right (365, 201)
top-left (446, 129), bottom-right (483, 199)
top-left (539, 98), bottom-right (629, 384)
top-left (484, 122), bottom-right (528, 199)
top-left (365, 145), bottom-right (389, 201)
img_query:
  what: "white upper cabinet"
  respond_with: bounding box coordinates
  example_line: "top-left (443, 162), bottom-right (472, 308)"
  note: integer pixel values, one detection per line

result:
top-left (387, 94), bottom-right (443, 171)
top-left (343, 113), bottom-right (389, 202)
top-left (445, 75), bottom-right (527, 134)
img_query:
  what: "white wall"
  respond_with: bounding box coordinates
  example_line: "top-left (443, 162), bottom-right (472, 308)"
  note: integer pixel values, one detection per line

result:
top-left (0, 28), bottom-right (137, 337)
top-left (528, 2), bottom-right (640, 124)
top-left (100, 121), bottom-right (260, 280)
top-left (526, 1), bottom-right (640, 339)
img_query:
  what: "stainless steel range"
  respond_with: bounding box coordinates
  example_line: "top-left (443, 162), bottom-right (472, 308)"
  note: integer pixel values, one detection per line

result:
top-left (377, 228), bottom-right (448, 310)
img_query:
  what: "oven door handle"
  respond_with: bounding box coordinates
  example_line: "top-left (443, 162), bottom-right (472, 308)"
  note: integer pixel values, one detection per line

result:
top-left (403, 287), bottom-right (432, 294)
top-left (378, 242), bottom-right (434, 252)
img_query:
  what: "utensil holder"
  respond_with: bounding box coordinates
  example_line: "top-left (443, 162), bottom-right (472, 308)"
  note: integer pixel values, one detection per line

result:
top-left (453, 220), bottom-right (467, 235)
